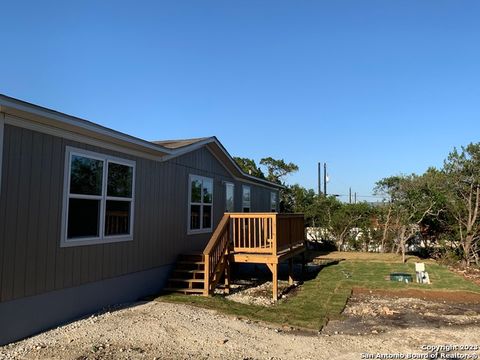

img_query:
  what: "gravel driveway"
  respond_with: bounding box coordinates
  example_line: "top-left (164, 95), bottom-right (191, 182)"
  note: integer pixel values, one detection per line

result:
top-left (1, 301), bottom-right (479, 360)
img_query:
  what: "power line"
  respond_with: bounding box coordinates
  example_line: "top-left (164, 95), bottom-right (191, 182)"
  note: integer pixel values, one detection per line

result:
top-left (334, 194), bottom-right (386, 199)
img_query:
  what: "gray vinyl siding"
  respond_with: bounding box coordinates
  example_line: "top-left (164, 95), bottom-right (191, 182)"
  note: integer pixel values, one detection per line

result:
top-left (0, 123), bottom-right (277, 303)
top-left (234, 182), bottom-right (277, 213)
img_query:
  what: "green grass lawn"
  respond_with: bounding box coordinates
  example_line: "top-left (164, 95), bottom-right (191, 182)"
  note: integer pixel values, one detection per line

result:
top-left (155, 253), bottom-right (480, 331)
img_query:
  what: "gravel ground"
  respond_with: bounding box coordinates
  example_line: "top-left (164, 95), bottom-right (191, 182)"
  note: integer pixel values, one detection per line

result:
top-left (219, 280), bottom-right (298, 306)
top-left (1, 301), bottom-right (479, 360)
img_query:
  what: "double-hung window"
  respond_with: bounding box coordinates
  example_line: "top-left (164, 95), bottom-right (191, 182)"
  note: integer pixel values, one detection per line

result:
top-left (189, 175), bottom-right (213, 233)
top-left (225, 182), bottom-right (234, 212)
top-left (242, 185), bottom-right (251, 212)
top-left (61, 147), bottom-right (135, 247)
top-left (270, 192), bottom-right (278, 212)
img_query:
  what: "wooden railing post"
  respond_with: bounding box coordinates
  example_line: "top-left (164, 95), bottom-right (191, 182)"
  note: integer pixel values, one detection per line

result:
top-left (272, 214), bottom-right (277, 256)
top-left (204, 254), bottom-right (210, 296)
top-left (289, 216), bottom-right (293, 251)
top-left (203, 214), bottom-right (231, 296)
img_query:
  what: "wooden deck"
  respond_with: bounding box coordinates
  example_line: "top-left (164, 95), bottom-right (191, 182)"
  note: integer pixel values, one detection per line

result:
top-left (203, 213), bottom-right (306, 300)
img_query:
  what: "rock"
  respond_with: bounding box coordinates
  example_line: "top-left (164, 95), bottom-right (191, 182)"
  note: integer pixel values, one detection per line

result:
top-left (380, 306), bottom-right (394, 316)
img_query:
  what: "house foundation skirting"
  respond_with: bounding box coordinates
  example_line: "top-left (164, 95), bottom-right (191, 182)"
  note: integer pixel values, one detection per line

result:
top-left (0, 264), bottom-right (172, 346)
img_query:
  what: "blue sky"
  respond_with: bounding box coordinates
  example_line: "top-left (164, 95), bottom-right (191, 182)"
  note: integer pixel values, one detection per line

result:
top-left (1, 1), bottom-right (479, 201)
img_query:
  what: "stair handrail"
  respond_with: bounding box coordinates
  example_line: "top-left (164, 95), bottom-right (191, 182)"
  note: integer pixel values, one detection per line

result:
top-left (203, 214), bottom-right (231, 295)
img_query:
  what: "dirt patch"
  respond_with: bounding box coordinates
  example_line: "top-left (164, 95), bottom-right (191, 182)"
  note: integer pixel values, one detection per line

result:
top-left (353, 287), bottom-right (480, 303)
top-left (324, 291), bottom-right (480, 336)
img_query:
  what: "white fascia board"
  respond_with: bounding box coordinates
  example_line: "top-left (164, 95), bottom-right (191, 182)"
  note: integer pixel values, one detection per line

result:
top-left (0, 95), bottom-right (174, 156)
top-left (4, 114), bottom-right (168, 162)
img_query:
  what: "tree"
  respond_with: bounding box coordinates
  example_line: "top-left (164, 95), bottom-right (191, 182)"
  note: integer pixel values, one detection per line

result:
top-left (290, 184), bottom-right (316, 213)
top-left (280, 184), bottom-right (315, 215)
top-left (302, 195), bottom-right (341, 242)
top-left (329, 202), bottom-right (374, 251)
top-left (374, 171), bottom-right (444, 262)
top-left (259, 157), bottom-right (299, 212)
top-left (233, 155), bottom-right (300, 213)
top-left (233, 157), bottom-right (265, 179)
top-left (304, 194), bottom-right (338, 228)
top-left (259, 157), bottom-right (299, 185)
top-left (442, 143), bottom-right (480, 267)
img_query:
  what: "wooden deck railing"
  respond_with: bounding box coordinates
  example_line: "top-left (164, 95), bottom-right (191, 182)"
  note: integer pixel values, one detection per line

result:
top-left (230, 213), bottom-right (276, 254)
top-left (276, 214), bottom-right (305, 253)
top-left (105, 210), bottom-right (129, 235)
top-left (230, 213), bottom-right (305, 256)
top-left (203, 214), bottom-right (230, 295)
top-left (203, 213), bottom-right (305, 295)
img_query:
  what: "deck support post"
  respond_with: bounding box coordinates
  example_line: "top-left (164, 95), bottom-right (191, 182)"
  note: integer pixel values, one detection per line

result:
top-left (288, 258), bottom-right (294, 286)
top-left (301, 252), bottom-right (306, 275)
top-left (224, 255), bottom-right (231, 294)
top-left (265, 263), bottom-right (278, 301)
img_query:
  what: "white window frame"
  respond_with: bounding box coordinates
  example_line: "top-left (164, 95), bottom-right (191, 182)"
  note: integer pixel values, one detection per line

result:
top-left (225, 182), bottom-right (235, 212)
top-left (188, 174), bottom-right (214, 235)
top-left (270, 191), bottom-right (278, 212)
top-left (242, 185), bottom-right (251, 212)
top-left (61, 146), bottom-right (136, 247)
top-left (0, 113), bottom-right (4, 195)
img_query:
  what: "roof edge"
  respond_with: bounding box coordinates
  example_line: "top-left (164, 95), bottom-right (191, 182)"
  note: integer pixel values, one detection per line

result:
top-left (0, 94), bottom-right (285, 190)
top-left (0, 94), bottom-right (174, 155)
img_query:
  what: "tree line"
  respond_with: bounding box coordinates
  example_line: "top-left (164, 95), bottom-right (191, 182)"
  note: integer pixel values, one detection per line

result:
top-left (234, 143), bottom-right (480, 268)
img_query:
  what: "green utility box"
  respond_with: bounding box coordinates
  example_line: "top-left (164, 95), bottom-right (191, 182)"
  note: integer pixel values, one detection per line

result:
top-left (390, 272), bottom-right (413, 283)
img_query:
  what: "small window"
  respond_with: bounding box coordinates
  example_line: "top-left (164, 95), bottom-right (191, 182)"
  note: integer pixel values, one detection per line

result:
top-left (189, 175), bottom-right (213, 233)
top-left (270, 192), bottom-right (278, 212)
top-left (225, 182), bottom-right (235, 212)
top-left (242, 185), bottom-right (251, 212)
top-left (62, 147), bottom-right (135, 247)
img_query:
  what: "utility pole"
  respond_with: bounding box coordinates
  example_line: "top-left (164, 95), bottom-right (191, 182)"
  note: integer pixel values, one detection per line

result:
top-left (323, 162), bottom-right (327, 196)
top-left (349, 187), bottom-right (352, 204)
top-left (317, 162), bottom-right (322, 196)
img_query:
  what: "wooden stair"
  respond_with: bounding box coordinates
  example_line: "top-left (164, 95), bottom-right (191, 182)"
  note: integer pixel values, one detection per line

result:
top-left (164, 252), bottom-right (206, 295)
top-left (165, 250), bottom-right (230, 296)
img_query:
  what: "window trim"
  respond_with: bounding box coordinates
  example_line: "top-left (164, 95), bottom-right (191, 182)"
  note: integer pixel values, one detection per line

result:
top-left (225, 182), bottom-right (235, 212)
top-left (60, 146), bottom-right (136, 247)
top-left (187, 174), bottom-right (214, 235)
top-left (242, 185), bottom-right (251, 212)
top-left (270, 191), bottom-right (278, 212)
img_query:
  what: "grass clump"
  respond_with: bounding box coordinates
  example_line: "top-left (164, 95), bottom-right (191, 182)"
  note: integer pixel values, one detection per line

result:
top-left (156, 252), bottom-right (480, 330)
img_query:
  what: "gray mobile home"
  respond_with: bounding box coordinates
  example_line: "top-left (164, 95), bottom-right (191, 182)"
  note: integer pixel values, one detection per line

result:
top-left (0, 95), bottom-right (282, 345)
